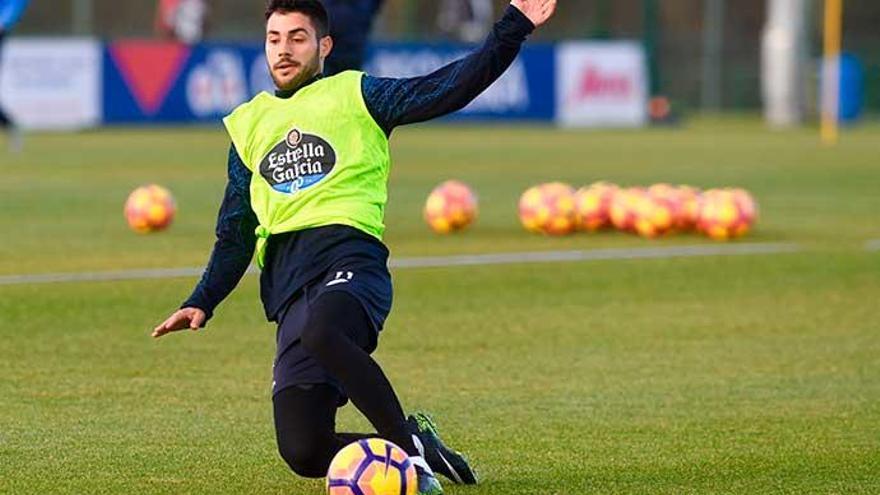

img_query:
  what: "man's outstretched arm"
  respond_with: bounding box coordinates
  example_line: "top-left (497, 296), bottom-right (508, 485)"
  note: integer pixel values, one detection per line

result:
top-left (153, 146), bottom-right (258, 338)
top-left (362, 0), bottom-right (556, 133)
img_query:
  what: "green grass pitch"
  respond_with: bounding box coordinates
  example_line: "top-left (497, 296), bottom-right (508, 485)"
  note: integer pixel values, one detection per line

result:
top-left (1, 118), bottom-right (878, 494)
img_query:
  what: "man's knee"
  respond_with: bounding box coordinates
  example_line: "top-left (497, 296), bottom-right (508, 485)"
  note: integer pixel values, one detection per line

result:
top-left (273, 384), bottom-right (342, 479)
top-left (277, 435), bottom-right (331, 478)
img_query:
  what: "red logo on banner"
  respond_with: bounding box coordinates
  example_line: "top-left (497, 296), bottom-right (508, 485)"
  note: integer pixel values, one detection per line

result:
top-left (110, 41), bottom-right (191, 115)
top-left (575, 66), bottom-right (632, 101)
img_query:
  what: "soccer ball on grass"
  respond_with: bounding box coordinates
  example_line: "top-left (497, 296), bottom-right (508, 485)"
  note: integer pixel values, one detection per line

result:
top-left (424, 180), bottom-right (478, 234)
top-left (124, 184), bottom-right (177, 234)
top-left (327, 438), bottom-right (417, 495)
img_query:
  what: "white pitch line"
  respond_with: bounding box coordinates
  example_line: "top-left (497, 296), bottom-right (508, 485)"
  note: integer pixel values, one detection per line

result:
top-left (0, 242), bottom-right (801, 287)
top-left (390, 242), bottom-right (801, 268)
top-left (866, 240), bottom-right (880, 252)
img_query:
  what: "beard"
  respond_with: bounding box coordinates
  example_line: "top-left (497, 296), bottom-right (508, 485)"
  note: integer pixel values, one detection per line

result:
top-left (270, 54), bottom-right (321, 92)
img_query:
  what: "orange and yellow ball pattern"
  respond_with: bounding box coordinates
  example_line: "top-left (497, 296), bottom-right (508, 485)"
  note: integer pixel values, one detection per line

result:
top-left (518, 182), bottom-right (577, 236)
top-left (424, 180), bottom-right (478, 234)
top-left (632, 193), bottom-right (676, 239)
top-left (609, 187), bottom-right (646, 233)
top-left (574, 182), bottom-right (618, 231)
top-left (124, 185), bottom-right (177, 234)
top-left (327, 439), bottom-right (417, 495)
top-left (676, 185), bottom-right (703, 230)
top-left (697, 188), bottom-right (758, 240)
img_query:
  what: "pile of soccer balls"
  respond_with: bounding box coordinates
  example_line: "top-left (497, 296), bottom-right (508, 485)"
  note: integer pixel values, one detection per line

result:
top-left (519, 181), bottom-right (758, 240)
top-left (422, 180), bottom-right (758, 241)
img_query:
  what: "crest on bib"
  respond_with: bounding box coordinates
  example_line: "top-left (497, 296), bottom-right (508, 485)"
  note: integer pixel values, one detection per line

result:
top-left (259, 127), bottom-right (337, 194)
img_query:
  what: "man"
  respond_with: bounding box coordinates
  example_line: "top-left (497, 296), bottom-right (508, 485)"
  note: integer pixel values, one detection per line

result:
top-left (321, 0), bottom-right (384, 75)
top-left (438, 0), bottom-right (493, 42)
top-left (154, 0), bottom-right (209, 44)
top-left (152, 0), bottom-right (556, 493)
top-left (0, 0), bottom-right (29, 149)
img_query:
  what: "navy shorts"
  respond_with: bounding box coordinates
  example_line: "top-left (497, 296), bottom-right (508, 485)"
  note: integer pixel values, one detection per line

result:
top-left (272, 259), bottom-right (392, 398)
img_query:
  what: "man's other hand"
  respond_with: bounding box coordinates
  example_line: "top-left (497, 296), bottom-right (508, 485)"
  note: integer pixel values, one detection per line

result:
top-left (152, 307), bottom-right (207, 338)
top-left (511, 0), bottom-right (557, 28)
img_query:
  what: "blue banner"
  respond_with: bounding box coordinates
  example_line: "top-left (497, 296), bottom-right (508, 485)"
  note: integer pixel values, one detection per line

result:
top-left (364, 42), bottom-right (556, 122)
top-left (103, 41), bottom-right (274, 124)
top-left (102, 40), bottom-right (556, 124)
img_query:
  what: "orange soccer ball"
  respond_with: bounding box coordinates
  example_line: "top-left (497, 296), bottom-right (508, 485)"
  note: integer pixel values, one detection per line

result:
top-left (608, 187), bottom-right (646, 234)
top-left (676, 185), bottom-right (703, 231)
top-left (124, 184), bottom-right (177, 234)
top-left (518, 182), bottom-right (577, 236)
top-left (697, 188), bottom-right (759, 240)
top-left (646, 183), bottom-right (686, 230)
top-left (424, 180), bottom-right (478, 234)
top-left (633, 192), bottom-right (677, 239)
top-left (574, 181), bottom-right (618, 232)
top-left (327, 439), bottom-right (417, 495)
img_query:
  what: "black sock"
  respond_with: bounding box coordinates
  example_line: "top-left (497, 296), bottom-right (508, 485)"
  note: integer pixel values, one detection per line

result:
top-left (301, 291), bottom-right (419, 457)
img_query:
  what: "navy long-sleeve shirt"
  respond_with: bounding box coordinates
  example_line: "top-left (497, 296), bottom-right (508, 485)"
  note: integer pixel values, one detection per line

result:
top-left (183, 6), bottom-right (534, 322)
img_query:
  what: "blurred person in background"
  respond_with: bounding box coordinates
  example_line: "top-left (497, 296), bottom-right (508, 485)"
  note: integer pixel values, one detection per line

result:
top-left (0, 0), bottom-right (29, 151)
top-left (155, 0), bottom-right (209, 44)
top-left (321, 0), bottom-right (384, 75)
top-left (438, 0), bottom-right (493, 42)
top-left (152, 0), bottom-right (557, 493)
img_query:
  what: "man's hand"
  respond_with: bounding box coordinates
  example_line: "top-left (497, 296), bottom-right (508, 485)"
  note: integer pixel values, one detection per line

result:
top-left (152, 307), bottom-right (207, 338)
top-left (511, 0), bottom-right (557, 28)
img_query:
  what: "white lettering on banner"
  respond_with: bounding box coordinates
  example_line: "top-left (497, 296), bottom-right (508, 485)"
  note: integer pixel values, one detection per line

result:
top-left (556, 42), bottom-right (648, 128)
top-left (186, 50), bottom-right (248, 117)
top-left (366, 49), bottom-right (530, 114)
top-left (0, 38), bottom-right (101, 130)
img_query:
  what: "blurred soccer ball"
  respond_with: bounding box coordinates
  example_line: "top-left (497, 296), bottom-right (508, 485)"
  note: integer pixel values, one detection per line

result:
top-left (697, 188), bottom-right (758, 240)
top-left (729, 188), bottom-right (758, 226)
top-left (574, 181), bottom-right (618, 232)
top-left (327, 439), bottom-right (417, 495)
top-left (518, 182), bottom-right (577, 236)
top-left (633, 191), bottom-right (676, 238)
top-left (423, 180), bottom-right (478, 234)
top-left (676, 185), bottom-right (703, 231)
top-left (608, 187), bottom-right (645, 233)
top-left (646, 183), bottom-right (685, 230)
top-left (124, 185), bottom-right (177, 234)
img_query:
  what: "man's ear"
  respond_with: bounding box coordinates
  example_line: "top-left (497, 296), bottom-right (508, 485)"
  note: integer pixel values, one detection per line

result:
top-left (319, 36), bottom-right (334, 59)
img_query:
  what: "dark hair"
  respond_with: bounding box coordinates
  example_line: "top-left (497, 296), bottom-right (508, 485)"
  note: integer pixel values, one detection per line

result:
top-left (265, 0), bottom-right (330, 38)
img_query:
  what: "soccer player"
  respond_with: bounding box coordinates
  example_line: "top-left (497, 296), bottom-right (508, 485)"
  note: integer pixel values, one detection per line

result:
top-left (154, 0), bottom-right (209, 44)
top-left (152, 0), bottom-right (556, 493)
top-left (0, 0), bottom-right (29, 150)
top-left (321, 0), bottom-right (384, 75)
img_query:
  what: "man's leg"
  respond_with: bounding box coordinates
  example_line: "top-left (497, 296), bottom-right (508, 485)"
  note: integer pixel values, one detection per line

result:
top-left (300, 290), bottom-right (419, 457)
top-left (0, 33), bottom-right (22, 153)
top-left (0, 33), bottom-right (8, 128)
top-left (273, 383), bottom-right (372, 478)
top-left (293, 290), bottom-right (446, 493)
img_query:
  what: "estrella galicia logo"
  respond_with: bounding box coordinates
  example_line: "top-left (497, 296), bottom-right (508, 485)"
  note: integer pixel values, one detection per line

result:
top-left (259, 128), bottom-right (337, 194)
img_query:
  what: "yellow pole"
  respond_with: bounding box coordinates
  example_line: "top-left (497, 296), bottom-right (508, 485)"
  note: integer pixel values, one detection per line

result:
top-left (821, 0), bottom-right (843, 145)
